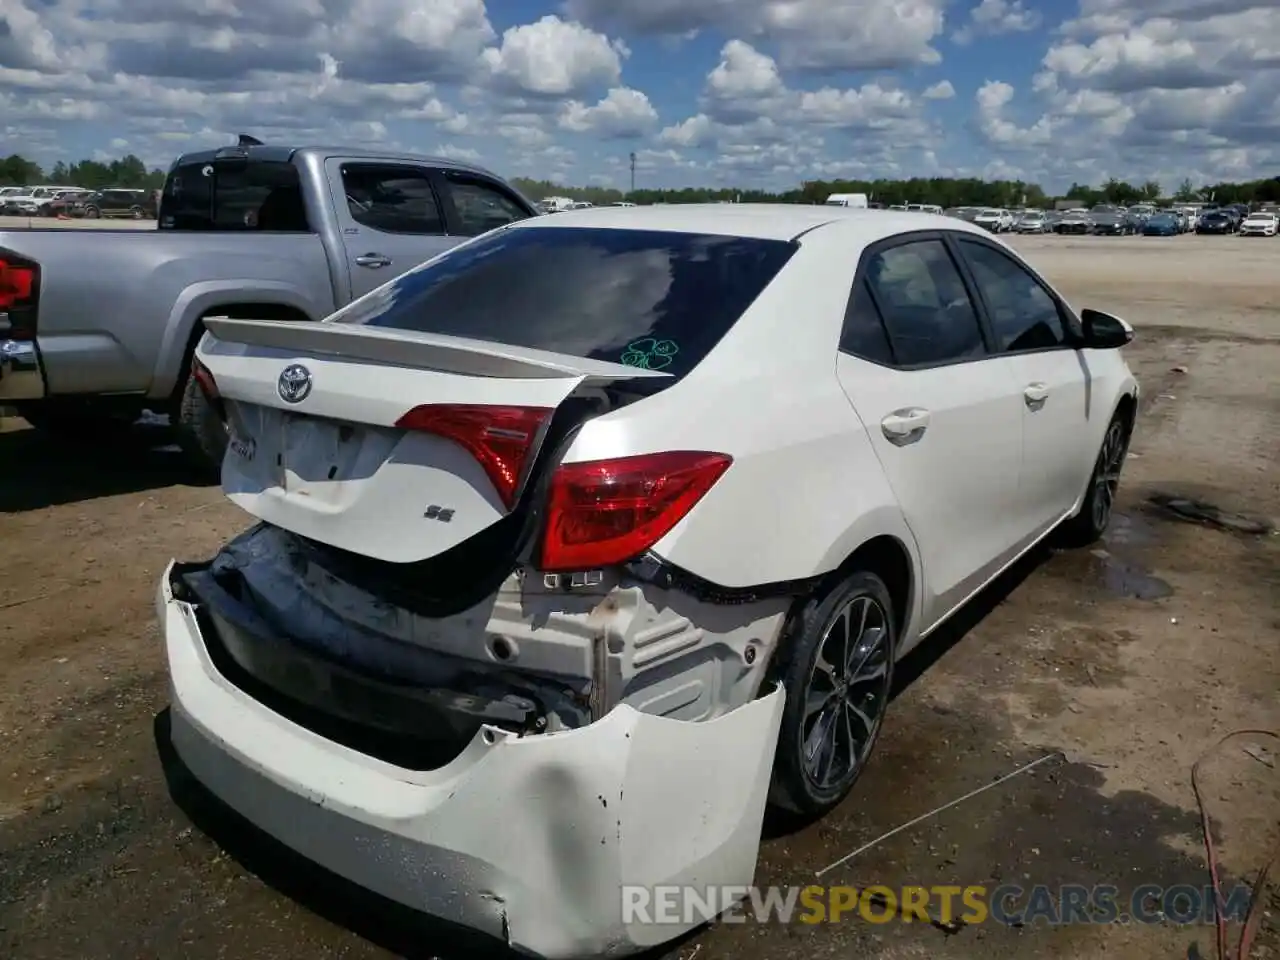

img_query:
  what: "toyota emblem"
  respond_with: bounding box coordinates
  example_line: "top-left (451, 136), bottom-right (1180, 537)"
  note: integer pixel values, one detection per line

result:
top-left (277, 364), bottom-right (313, 404)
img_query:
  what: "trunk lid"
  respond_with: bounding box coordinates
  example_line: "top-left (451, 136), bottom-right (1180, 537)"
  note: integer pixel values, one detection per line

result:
top-left (197, 317), bottom-right (670, 564)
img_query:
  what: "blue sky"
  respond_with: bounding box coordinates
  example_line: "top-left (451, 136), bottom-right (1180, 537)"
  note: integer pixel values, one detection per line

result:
top-left (1, 0), bottom-right (1276, 194)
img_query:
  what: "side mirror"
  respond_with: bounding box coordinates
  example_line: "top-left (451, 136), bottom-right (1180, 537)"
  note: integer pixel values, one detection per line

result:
top-left (1080, 308), bottom-right (1134, 349)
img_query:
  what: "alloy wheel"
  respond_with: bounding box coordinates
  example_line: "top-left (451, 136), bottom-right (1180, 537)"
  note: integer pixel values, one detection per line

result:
top-left (1091, 420), bottom-right (1127, 530)
top-left (800, 595), bottom-right (892, 792)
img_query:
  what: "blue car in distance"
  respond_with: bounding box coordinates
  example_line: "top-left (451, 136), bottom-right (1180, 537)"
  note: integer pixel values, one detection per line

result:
top-left (1143, 213), bottom-right (1180, 236)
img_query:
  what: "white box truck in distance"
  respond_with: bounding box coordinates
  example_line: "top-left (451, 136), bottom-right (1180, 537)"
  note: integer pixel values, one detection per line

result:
top-left (824, 193), bottom-right (868, 208)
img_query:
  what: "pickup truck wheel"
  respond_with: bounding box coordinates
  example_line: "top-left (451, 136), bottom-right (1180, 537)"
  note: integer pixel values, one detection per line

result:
top-left (175, 370), bottom-right (228, 475)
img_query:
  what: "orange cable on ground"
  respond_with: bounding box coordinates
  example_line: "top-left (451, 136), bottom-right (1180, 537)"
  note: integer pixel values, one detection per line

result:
top-left (1189, 729), bottom-right (1279, 960)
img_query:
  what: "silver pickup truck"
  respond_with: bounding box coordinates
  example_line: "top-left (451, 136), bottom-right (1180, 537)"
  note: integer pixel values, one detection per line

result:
top-left (0, 141), bottom-right (538, 469)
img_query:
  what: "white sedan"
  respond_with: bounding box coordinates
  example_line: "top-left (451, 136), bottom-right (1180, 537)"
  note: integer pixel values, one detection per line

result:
top-left (1240, 211), bottom-right (1278, 236)
top-left (160, 205), bottom-right (1139, 957)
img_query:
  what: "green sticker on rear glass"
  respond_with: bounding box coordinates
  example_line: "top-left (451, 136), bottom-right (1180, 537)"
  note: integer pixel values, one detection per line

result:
top-left (620, 338), bottom-right (679, 370)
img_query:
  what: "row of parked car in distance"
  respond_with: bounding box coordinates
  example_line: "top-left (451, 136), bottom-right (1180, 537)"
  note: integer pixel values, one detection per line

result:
top-left (942, 202), bottom-right (1279, 237)
top-left (0, 185), bottom-right (159, 219)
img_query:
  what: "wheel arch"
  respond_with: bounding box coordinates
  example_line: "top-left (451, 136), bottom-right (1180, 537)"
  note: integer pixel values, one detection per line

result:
top-left (829, 533), bottom-right (917, 648)
top-left (151, 287), bottom-right (319, 402)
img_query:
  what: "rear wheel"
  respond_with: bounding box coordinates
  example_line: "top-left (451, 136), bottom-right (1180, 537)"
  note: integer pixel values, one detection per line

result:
top-left (174, 367), bottom-right (228, 475)
top-left (1057, 412), bottom-right (1130, 546)
top-left (130, 206), bottom-right (144, 219)
top-left (769, 572), bottom-right (896, 816)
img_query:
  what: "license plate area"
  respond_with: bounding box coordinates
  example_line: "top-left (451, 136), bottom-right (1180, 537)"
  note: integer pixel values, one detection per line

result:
top-left (280, 412), bottom-right (366, 491)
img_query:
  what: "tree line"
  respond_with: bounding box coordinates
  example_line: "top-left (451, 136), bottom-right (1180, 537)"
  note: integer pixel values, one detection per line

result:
top-left (0, 153), bottom-right (167, 191)
top-left (513, 173), bottom-right (1280, 208)
top-left (4, 151), bottom-right (1276, 207)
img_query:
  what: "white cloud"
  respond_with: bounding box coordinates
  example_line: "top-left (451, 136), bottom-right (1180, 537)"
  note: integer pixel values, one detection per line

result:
top-left (479, 15), bottom-right (628, 97)
top-left (975, 80), bottom-right (1056, 146)
top-left (559, 87), bottom-right (658, 137)
top-left (660, 40), bottom-right (932, 161)
top-left (953, 0), bottom-right (1044, 44)
top-left (563, 0), bottom-right (946, 71)
top-left (923, 80), bottom-right (957, 99)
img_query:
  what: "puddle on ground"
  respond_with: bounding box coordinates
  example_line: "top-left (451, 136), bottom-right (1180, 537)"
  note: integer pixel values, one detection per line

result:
top-left (1102, 511), bottom-right (1160, 548)
top-left (1089, 554), bottom-right (1174, 600)
top-left (1147, 493), bottom-right (1274, 536)
top-left (1051, 546), bottom-right (1173, 601)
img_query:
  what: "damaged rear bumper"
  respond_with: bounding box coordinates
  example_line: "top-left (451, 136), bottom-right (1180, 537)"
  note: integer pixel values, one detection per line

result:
top-left (159, 559), bottom-right (785, 958)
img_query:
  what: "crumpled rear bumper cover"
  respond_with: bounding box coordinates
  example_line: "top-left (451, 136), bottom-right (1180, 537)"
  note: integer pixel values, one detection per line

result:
top-left (159, 561), bottom-right (786, 958)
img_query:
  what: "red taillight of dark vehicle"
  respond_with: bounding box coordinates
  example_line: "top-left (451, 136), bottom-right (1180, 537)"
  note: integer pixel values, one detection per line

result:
top-left (396, 404), bottom-right (553, 510)
top-left (0, 255), bottom-right (39, 339)
top-left (539, 451), bottom-right (732, 572)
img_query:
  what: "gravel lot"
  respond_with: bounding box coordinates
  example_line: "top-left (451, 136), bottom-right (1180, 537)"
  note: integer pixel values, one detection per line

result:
top-left (1, 234), bottom-right (1277, 960)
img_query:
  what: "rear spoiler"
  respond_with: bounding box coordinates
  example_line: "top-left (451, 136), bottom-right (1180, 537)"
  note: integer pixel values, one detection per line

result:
top-left (201, 317), bottom-right (674, 382)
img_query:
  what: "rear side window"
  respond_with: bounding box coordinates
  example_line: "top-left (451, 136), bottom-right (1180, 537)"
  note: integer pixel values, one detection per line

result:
top-left (331, 227), bottom-right (797, 378)
top-left (160, 159), bottom-right (310, 232)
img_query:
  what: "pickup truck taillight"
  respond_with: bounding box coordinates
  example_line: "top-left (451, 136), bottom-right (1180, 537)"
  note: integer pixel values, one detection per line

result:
top-left (0, 254), bottom-right (39, 340)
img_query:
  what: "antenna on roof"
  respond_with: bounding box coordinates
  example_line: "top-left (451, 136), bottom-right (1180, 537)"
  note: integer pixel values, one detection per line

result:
top-left (237, 134), bottom-right (264, 147)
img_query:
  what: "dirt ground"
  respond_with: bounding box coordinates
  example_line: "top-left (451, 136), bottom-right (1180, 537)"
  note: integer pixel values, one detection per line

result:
top-left (1, 234), bottom-right (1277, 960)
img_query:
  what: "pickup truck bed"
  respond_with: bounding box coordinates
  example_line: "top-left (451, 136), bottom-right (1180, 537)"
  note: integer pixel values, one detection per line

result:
top-left (0, 142), bottom-right (536, 470)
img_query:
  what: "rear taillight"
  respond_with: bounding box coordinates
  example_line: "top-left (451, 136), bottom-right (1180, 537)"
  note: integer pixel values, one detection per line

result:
top-left (192, 357), bottom-right (220, 400)
top-left (0, 255), bottom-right (39, 340)
top-left (539, 451), bottom-right (732, 572)
top-left (190, 356), bottom-right (226, 422)
top-left (396, 404), bottom-right (553, 510)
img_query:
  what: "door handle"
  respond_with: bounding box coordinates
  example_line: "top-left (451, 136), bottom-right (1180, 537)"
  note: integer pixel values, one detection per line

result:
top-left (355, 253), bottom-right (392, 268)
top-left (1024, 382), bottom-right (1049, 408)
top-left (880, 408), bottom-right (930, 446)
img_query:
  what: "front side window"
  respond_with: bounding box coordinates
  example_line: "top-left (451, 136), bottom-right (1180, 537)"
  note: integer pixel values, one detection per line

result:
top-left (863, 239), bottom-right (986, 366)
top-left (330, 226), bottom-right (797, 381)
top-left (341, 164), bottom-right (444, 235)
top-left (956, 239), bottom-right (1067, 352)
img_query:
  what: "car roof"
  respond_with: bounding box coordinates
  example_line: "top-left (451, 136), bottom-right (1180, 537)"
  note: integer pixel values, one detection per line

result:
top-left (505, 203), bottom-right (989, 242)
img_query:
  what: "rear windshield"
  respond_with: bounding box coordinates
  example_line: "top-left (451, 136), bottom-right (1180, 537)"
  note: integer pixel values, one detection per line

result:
top-left (331, 226), bottom-right (797, 378)
top-left (159, 158), bottom-right (310, 232)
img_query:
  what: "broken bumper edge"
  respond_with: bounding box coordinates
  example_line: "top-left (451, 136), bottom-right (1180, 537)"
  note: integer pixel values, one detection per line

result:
top-left (158, 560), bottom-right (786, 959)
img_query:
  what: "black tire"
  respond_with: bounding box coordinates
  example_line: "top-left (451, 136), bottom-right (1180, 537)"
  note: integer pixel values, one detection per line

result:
top-left (1056, 412), bottom-right (1131, 547)
top-left (84, 206), bottom-right (100, 219)
top-left (130, 206), bottom-right (144, 219)
top-left (769, 571), bottom-right (897, 816)
top-left (174, 368), bottom-right (228, 475)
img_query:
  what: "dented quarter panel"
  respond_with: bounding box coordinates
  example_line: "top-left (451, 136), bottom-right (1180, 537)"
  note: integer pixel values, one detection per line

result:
top-left (162, 561), bottom-right (785, 957)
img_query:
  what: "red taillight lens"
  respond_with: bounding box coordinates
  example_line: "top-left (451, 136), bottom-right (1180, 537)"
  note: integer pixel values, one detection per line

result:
top-left (0, 257), bottom-right (38, 339)
top-left (192, 357), bottom-right (220, 400)
top-left (0, 259), bottom-right (34, 310)
top-left (540, 451), bottom-right (732, 572)
top-left (396, 404), bottom-right (553, 510)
